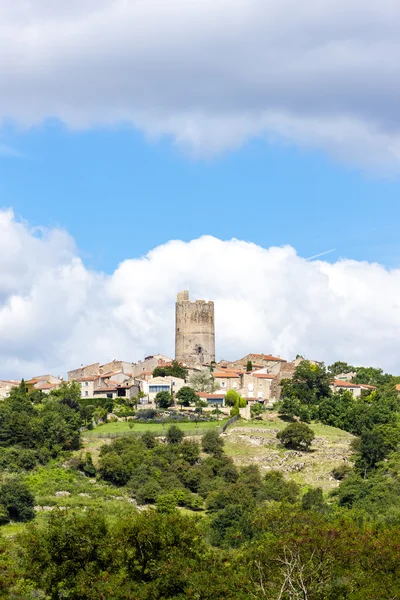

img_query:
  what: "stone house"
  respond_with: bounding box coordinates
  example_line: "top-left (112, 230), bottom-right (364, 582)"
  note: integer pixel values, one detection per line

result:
top-left (330, 379), bottom-right (376, 398)
top-left (26, 375), bottom-right (63, 394)
top-left (131, 355), bottom-right (173, 377)
top-left (143, 376), bottom-right (185, 404)
top-left (212, 371), bottom-right (241, 392)
top-left (0, 380), bottom-right (19, 399)
top-left (239, 372), bottom-right (277, 404)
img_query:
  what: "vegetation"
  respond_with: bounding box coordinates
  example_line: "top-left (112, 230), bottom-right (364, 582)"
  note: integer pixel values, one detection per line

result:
top-left (277, 422), bottom-right (315, 450)
top-left (2, 358), bottom-right (400, 598)
top-left (155, 390), bottom-right (173, 409)
top-left (188, 369), bottom-right (220, 392)
top-left (175, 385), bottom-right (198, 406)
top-left (152, 360), bottom-right (188, 380)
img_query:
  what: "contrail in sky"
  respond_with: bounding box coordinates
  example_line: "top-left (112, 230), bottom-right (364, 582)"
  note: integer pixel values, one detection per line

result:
top-left (306, 248), bottom-right (336, 261)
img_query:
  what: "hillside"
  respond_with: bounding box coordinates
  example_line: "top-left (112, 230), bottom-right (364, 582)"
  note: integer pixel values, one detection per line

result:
top-left (223, 415), bottom-right (354, 491)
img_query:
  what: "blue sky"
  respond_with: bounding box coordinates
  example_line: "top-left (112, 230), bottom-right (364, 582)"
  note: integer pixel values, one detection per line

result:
top-left (2, 0), bottom-right (400, 377)
top-left (1, 120), bottom-right (399, 273)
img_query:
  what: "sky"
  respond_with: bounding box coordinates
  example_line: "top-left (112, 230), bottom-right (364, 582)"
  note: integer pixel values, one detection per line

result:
top-left (1, 0), bottom-right (400, 377)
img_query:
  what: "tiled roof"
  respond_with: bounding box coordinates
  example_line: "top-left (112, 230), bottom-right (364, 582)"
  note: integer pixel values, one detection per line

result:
top-left (359, 384), bottom-right (377, 390)
top-left (247, 354), bottom-right (286, 362)
top-left (196, 392), bottom-right (225, 399)
top-left (252, 374), bottom-right (275, 379)
top-left (213, 372), bottom-right (240, 378)
top-left (35, 383), bottom-right (57, 390)
top-left (332, 380), bottom-right (360, 388)
top-left (94, 386), bottom-right (118, 392)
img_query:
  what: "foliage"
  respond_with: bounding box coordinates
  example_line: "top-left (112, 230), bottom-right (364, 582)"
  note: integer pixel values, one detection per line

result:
top-left (0, 477), bottom-right (35, 523)
top-left (225, 389), bottom-right (246, 408)
top-left (166, 425), bottom-right (184, 444)
top-left (202, 429), bottom-right (224, 455)
top-left (250, 402), bottom-right (264, 418)
top-left (277, 422), bottom-right (315, 450)
top-left (175, 386), bottom-right (198, 406)
top-left (327, 361), bottom-right (355, 376)
top-left (281, 360), bottom-right (331, 407)
top-left (155, 390), bottom-right (173, 409)
top-left (246, 360), bottom-right (253, 372)
top-left (152, 360), bottom-right (188, 380)
top-left (188, 370), bottom-right (220, 392)
top-left (230, 406), bottom-right (240, 417)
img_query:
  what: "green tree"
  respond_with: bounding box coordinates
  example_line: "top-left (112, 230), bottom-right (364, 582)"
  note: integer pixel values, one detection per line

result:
top-left (166, 425), bottom-right (184, 445)
top-left (302, 487), bottom-right (326, 511)
top-left (327, 361), bottom-right (355, 376)
top-left (281, 360), bottom-right (331, 406)
top-left (176, 386), bottom-right (198, 407)
top-left (356, 424), bottom-right (400, 473)
top-left (153, 360), bottom-right (188, 380)
top-left (246, 360), bottom-right (253, 372)
top-left (225, 389), bottom-right (246, 408)
top-left (277, 422), bottom-right (315, 450)
top-left (202, 429), bottom-right (224, 455)
top-left (155, 390), bottom-right (173, 409)
top-left (353, 366), bottom-right (393, 386)
top-left (0, 477), bottom-right (35, 523)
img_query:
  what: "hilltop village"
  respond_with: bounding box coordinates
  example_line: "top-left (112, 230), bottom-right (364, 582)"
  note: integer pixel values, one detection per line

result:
top-left (0, 291), bottom-right (378, 407)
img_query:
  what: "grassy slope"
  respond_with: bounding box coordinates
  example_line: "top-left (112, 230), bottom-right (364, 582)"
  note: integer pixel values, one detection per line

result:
top-left (85, 419), bottom-right (226, 437)
top-left (223, 415), bottom-right (354, 491)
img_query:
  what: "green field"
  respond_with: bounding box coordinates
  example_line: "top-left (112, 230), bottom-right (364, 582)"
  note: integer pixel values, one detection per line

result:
top-left (85, 419), bottom-right (227, 437)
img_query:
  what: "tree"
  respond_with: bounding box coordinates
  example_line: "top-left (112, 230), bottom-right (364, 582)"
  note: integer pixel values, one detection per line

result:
top-left (327, 361), bottom-right (355, 377)
top-left (246, 360), bottom-right (253, 372)
top-left (281, 361), bottom-right (331, 406)
top-left (153, 360), bottom-right (188, 380)
top-left (353, 366), bottom-right (393, 386)
top-left (356, 424), bottom-right (400, 472)
top-left (0, 478), bottom-right (35, 523)
top-left (202, 429), bottom-right (224, 455)
top-left (188, 370), bottom-right (220, 393)
top-left (52, 381), bottom-right (82, 410)
top-left (225, 389), bottom-right (246, 408)
top-left (277, 422), bottom-right (315, 450)
top-left (176, 386), bottom-right (198, 407)
top-left (301, 487), bottom-right (326, 511)
top-left (155, 391), bottom-right (173, 409)
top-left (166, 425), bottom-right (184, 444)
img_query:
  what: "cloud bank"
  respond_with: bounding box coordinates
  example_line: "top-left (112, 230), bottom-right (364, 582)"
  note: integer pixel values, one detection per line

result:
top-left (1, 210), bottom-right (400, 378)
top-left (1, 0), bottom-right (400, 167)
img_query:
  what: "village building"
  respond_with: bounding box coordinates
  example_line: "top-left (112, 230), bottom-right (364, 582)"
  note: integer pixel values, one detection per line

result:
top-left (142, 376), bottom-right (186, 404)
top-left (0, 380), bottom-right (20, 399)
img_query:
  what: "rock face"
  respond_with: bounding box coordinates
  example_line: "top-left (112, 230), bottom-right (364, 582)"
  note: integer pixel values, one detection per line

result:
top-left (175, 290), bottom-right (215, 365)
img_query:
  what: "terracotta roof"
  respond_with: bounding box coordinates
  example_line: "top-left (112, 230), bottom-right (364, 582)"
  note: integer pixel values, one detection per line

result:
top-left (247, 354), bottom-right (286, 362)
top-left (35, 383), bottom-right (57, 390)
top-left (332, 380), bottom-right (360, 388)
top-left (196, 392), bottom-right (225, 399)
top-left (252, 374), bottom-right (275, 379)
top-left (213, 372), bottom-right (240, 379)
top-left (396, 384), bottom-right (400, 392)
top-left (359, 384), bottom-right (377, 390)
top-left (94, 386), bottom-right (118, 393)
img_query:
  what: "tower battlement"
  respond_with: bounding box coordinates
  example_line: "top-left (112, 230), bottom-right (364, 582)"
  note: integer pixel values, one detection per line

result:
top-left (175, 291), bottom-right (215, 365)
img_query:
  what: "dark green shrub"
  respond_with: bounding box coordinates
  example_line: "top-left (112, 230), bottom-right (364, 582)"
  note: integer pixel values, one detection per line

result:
top-left (277, 422), bottom-right (315, 450)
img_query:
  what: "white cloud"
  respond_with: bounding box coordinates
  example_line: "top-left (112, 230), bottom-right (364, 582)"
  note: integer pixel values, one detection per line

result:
top-left (1, 210), bottom-right (400, 378)
top-left (1, 0), bottom-right (400, 167)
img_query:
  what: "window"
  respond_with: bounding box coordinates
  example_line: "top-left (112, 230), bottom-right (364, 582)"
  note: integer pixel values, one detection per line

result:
top-left (248, 384), bottom-right (254, 392)
top-left (85, 381), bottom-right (88, 386)
top-left (85, 391), bottom-right (88, 397)
top-left (149, 385), bottom-right (170, 393)
top-left (221, 381), bottom-right (226, 388)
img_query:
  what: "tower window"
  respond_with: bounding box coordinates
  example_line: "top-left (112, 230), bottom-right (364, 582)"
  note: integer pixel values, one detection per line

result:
top-left (197, 346), bottom-right (202, 354)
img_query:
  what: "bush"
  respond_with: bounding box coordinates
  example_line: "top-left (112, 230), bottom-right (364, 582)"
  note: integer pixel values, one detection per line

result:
top-left (230, 407), bottom-right (240, 417)
top-left (166, 425), bottom-right (184, 445)
top-left (332, 463), bottom-right (352, 480)
top-left (155, 391), bottom-right (173, 409)
top-left (135, 408), bottom-right (157, 420)
top-left (202, 430), bottom-right (224, 455)
top-left (277, 422), bottom-right (315, 450)
top-left (142, 431), bottom-right (158, 449)
top-left (0, 478), bottom-right (35, 523)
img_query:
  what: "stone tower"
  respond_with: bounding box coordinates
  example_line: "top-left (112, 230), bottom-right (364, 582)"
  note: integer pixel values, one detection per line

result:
top-left (175, 290), bottom-right (215, 365)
